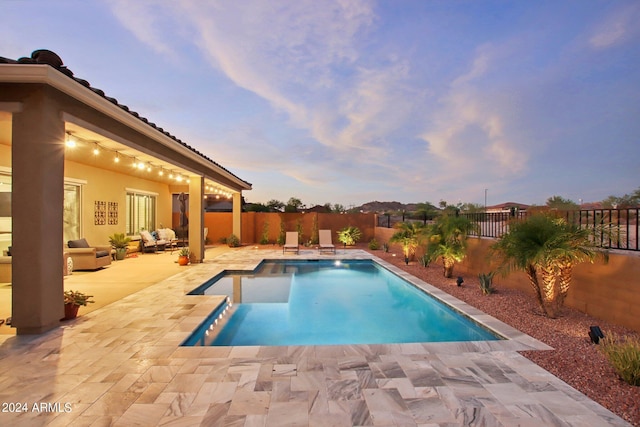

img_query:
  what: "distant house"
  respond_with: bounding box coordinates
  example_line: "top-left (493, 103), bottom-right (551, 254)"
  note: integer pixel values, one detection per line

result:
top-left (485, 202), bottom-right (529, 214)
top-left (305, 205), bottom-right (331, 213)
top-left (205, 199), bottom-right (233, 212)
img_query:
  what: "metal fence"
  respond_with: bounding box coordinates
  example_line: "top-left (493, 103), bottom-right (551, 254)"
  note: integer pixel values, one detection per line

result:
top-left (377, 208), bottom-right (640, 251)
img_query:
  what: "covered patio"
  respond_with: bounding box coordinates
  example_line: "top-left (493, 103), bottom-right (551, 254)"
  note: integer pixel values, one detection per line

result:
top-left (0, 50), bottom-right (251, 334)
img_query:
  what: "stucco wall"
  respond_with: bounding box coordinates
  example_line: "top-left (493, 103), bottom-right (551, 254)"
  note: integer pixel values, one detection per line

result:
top-left (376, 227), bottom-right (640, 332)
top-left (64, 160), bottom-right (173, 246)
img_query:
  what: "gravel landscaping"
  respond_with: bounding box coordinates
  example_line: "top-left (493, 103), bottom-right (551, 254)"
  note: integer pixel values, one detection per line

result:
top-left (369, 248), bottom-right (640, 426)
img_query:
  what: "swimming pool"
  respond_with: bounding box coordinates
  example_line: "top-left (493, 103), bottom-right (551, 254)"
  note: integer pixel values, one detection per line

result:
top-left (183, 260), bottom-right (502, 346)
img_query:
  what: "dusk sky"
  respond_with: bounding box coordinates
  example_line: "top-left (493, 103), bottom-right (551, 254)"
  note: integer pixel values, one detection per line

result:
top-left (2, 1), bottom-right (639, 208)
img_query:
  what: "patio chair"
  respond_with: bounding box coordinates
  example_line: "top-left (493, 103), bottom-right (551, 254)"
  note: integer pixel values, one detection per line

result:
top-left (140, 230), bottom-right (168, 253)
top-left (318, 229), bottom-right (336, 254)
top-left (283, 232), bottom-right (299, 254)
top-left (66, 238), bottom-right (112, 270)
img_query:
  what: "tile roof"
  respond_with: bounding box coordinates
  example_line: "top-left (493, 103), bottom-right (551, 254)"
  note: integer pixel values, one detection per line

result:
top-left (0, 49), bottom-right (251, 188)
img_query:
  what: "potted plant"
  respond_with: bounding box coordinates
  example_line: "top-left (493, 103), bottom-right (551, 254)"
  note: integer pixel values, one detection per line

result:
top-left (63, 290), bottom-right (95, 320)
top-left (109, 232), bottom-right (131, 260)
top-left (178, 247), bottom-right (190, 265)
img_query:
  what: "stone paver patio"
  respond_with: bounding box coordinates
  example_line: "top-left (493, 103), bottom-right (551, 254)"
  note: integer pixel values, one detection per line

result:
top-left (0, 249), bottom-right (630, 426)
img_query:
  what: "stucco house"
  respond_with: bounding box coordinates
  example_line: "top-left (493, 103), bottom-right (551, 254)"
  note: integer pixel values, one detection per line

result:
top-left (0, 50), bottom-right (251, 334)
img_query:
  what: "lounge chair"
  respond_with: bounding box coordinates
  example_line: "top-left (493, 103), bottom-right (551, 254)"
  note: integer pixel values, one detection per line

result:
top-left (319, 229), bottom-right (336, 253)
top-left (283, 232), bottom-right (299, 254)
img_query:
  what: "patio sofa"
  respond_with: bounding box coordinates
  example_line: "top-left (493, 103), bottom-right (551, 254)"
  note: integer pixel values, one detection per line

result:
top-left (66, 238), bottom-right (112, 270)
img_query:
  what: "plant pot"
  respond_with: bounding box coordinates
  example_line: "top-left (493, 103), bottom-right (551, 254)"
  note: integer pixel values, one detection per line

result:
top-left (115, 248), bottom-right (127, 260)
top-left (63, 303), bottom-right (80, 320)
top-left (178, 255), bottom-right (189, 266)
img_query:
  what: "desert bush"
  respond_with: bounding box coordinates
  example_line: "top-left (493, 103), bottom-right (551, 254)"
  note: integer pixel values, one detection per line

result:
top-left (600, 333), bottom-right (640, 386)
top-left (368, 238), bottom-right (380, 250)
top-left (227, 234), bottom-right (240, 247)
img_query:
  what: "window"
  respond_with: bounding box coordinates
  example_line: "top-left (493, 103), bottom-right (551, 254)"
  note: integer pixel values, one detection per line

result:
top-left (63, 182), bottom-right (82, 242)
top-left (126, 190), bottom-right (157, 235)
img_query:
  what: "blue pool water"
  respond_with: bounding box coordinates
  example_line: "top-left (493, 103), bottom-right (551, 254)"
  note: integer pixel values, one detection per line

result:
top-left (183, 260), bottom-right (501, 346)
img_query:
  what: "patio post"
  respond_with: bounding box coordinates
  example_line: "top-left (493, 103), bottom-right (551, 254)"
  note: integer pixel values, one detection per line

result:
top-left (11, 88), bottom-right (65, 334)
top-left (232, 192), bottom-right (242, 243)
top-left (188, 175), bottom-right (204, 262)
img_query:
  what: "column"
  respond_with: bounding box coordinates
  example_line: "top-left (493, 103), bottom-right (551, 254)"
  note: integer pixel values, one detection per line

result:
top-left (232, 192), bottom-right (242, 243)
top-left (12, 89), bottom-right (65, 334)
top-left (188, 176), bottom-right (204, 263)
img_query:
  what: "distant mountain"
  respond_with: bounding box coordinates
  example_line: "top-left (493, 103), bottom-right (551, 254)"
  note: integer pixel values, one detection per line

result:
top-left (356, 201), bottom-right (419, 213)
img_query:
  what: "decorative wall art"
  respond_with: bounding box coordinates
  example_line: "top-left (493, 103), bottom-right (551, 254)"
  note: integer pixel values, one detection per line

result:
top-left (94, 201), bottom-right (106, 225)
top-left (108, 202), bottom-right (118, 225)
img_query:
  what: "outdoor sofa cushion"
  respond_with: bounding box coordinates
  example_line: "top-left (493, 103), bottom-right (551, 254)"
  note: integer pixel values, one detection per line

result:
top-left (68, 239), bottom-right (109, 258)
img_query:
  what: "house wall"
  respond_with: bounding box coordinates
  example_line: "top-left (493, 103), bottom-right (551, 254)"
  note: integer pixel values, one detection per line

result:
top-left (375, 227), bottom-right (640, 333)
top-left (0, 143), bottom-right (173, 249)
top-left (63, 160), bottom-right (173, 246)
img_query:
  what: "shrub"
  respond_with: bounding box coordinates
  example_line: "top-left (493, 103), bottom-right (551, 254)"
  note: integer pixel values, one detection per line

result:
top-left (227, 234), bottom-right (240, 247)
top-left (277, 219), bottom-right (286, 245)
top-left (337, 226), bottom-right (362, 246)
top-left (260, 221), bottom-right (270, 245)
top-left (478, 271), bottom-right (495, 295)
top-left (600, 333), bottom-right (640, 386)
top-left (382, 242), bottom-right (389, 253)
top-left (368, 238), bottom-right (380, 250)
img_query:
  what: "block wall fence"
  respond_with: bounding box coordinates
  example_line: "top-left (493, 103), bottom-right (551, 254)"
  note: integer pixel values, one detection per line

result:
top-left (375, 226), bottom-right (640, 333)
top-left (188, 212), bottom-right (376, 246)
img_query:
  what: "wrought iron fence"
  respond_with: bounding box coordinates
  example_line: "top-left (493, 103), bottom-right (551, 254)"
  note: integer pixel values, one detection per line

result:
top-left (377, 208), bottom-right (639, 251)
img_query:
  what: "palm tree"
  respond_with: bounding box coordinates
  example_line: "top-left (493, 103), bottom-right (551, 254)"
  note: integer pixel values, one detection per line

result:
top-left (423, 214), bottom-right (478, 278)
top-left (491, 213), bottom-right (608, 318)
top-left (389, 222), bottom-right (425, 264)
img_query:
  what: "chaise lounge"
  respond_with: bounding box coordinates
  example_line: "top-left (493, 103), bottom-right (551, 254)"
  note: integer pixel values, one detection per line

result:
top-left (318, 229), bottom-right (336, 253)
top-left (283, 232), bottom-right (299, 254)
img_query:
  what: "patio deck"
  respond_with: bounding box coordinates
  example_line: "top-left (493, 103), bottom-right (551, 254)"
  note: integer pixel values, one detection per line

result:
top-left (0, 247), bottom-right (631, 426)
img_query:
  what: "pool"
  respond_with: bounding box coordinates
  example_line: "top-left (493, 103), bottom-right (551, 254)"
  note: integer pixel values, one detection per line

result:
top-left (183, 260), bottom-right (502, 346)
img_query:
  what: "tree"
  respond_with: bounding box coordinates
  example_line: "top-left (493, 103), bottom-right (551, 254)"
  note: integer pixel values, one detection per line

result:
top-left (414, 202), bottom-right (437, 223)
top-left (284, 197), bottom-right (304, 212)
top-left (333, 203), bottom-right (346, 213)
top-left (491, 213), bottom-right (608, 318)
top-left (266, 199), bottom-right (285, 212)
top-left (601, 187), bottom-right (640, 208)
top-left (423, 214), bottom-right (478, 278)
top-left (244, 202), bottom-right (270, 212)
top-left (546, 195), bottom-right (578, 210)
top-left (460, 203), bottom-right (484, 213)
top-left (389, 222), bottom-right (426, 263)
